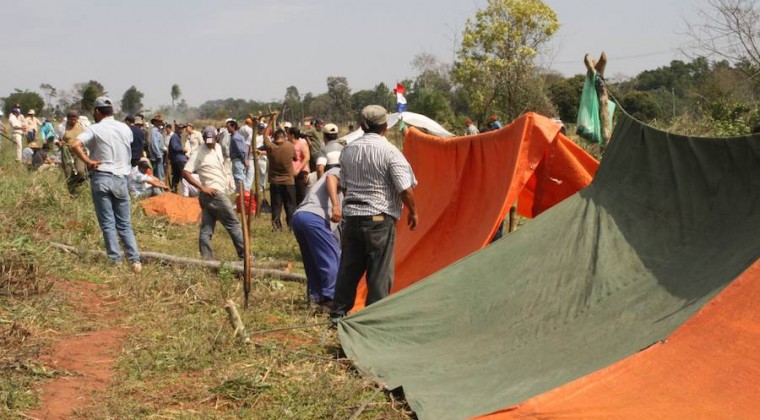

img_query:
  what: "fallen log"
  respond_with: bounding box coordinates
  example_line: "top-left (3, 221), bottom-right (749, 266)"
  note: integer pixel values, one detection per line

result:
top-left (49, 242), bottom-right (306, 282)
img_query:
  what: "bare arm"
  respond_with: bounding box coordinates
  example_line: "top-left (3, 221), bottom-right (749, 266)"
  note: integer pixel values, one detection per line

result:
top-left (326, 174), bottom-right (341, 223)
top-left (317, 164), bottom-right (325, 179)
top-left (399, 187), bottom-right (418, 230)
top-left (182, 170), bottom-right (216, 196)
top-left (69, 138), bottom-right (101, 169)
top-left (296, 142), bottom-right (310, 173)
top-left (146, 176), bottom-right (170, 190)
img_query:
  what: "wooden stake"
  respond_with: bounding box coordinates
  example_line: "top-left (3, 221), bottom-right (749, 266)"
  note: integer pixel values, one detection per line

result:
top-left (238, 181), bottom-right (252, 309)
top-left (508, 205), bottom-right (518, 233)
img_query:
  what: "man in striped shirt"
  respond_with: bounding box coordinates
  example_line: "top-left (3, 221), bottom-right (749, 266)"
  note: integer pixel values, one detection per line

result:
top-left (329, 105), bottom-right (418, 321)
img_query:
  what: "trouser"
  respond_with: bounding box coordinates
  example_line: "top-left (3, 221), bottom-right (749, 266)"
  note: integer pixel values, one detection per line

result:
top-left (330, 214), bottom-right (397, 317)
top-left (294, 171), bottom-right (309, 205)
top-left (198, 192), bottom-right (245, 260)
top-left (13, 132), bottom-right (23, 161)
top-left (269, 183), bottom-right (296, 230)
top-left (291, 211), bottom-right (341, 302)
top-left (257, 156), bottom-right (268, 192)
top-left (231, 159), bottom-right (249, 193)
top-left (151, 158), bottom-right (164, 181)
top-left (171, 160), bottom-right (186, 192)
top-left (90, 172), bottom-right (141, 264)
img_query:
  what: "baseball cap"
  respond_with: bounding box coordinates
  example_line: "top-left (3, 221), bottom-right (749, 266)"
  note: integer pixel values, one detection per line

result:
top-left (322, 123), bottom-right (339, 134)
top-left (94, 96), bottom-right (113, 108)
top-left (202, 126), bottom-right (218, 139)
top-left (361, 105), bottom-right (387, 126)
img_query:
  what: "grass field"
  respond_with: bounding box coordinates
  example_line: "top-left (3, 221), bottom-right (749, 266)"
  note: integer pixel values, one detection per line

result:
top-left (0, 142), bottom-right (409, 419)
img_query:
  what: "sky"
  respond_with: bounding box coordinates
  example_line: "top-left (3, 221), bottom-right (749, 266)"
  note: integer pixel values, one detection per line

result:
top-left (0, 0), bottom-right (705, 111)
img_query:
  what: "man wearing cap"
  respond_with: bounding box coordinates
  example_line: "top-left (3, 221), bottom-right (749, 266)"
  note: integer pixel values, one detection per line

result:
top-left (25, 110), bottom-right (42, 143)
top-left (303, 118), bottom-right (324, 172)
top-left (182, 126), bottom-right (246, 260)
top-left (8, 107), bottom-right (27, 161)
top-left (125, 115), bottom-right (146, 167)
top-left (168, 123), bottom-right (188, 192)
top-left (129, 158), bottom-right (169, 200)
top-left (149, 115), bottom-right (166, 181)
top-left (316, 123), bottom-right (343, 179)
top-left (69, 97), bottom-right (142, 273)
top-left (329, 105), bottom-right (419, 321)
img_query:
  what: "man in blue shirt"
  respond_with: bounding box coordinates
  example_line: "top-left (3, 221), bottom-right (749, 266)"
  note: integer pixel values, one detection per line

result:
top-left (168, 123), bottom-right (188, 192)
top-left (227, 119), bottom-right (248, 193)
top-left (69, 96), bottom-right (142, 273)
top-left (149, 114), bottom-right (166, 181)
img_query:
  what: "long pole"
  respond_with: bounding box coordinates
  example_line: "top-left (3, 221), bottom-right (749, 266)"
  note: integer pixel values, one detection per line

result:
top-left (238, 180), bottom-right (252, 309)
top-left (248, 115), bottom-right (261, 223)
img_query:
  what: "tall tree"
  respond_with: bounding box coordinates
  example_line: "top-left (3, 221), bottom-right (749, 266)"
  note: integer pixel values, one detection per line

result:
top-left (326, 76), bottom-right (352, 123)
top-left (78, 80), bottom-right (106, 112)
top-left (171, 84), bottom-right (182, 108)
top-left (452, 0), bottom-right (559, 124)
top-left (121, 85), bottom-right (144, 115)
top-left (39, 83), bottom-right (57, 112)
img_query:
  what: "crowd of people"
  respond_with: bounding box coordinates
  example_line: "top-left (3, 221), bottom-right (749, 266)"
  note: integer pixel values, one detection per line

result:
top-left (1, 99), bottom-right (421, 321)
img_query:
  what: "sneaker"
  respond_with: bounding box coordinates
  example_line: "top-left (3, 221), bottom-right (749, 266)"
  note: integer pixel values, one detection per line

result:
top-left (131, 262), bottom-right (142, 274)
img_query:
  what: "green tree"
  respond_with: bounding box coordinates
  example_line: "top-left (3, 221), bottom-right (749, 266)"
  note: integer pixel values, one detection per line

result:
top-left (78, 80), bottom-right (106, 112)
top-left (39, 83), bottom-right (57, 113)
top-left (326, 76), bottom-right (352, 123)
top-left (352, 83), bottom-right (394, 115)
top-left (121, 85), bottom-right (144, 115)
top-left (2, 90), bottom-right (45, 117)
top-left (547, 74), bottom-right (585, 122)
top-left (452, 0), bottom-right (559, 124)
top-left (171, 84), bottom-right (182, 108)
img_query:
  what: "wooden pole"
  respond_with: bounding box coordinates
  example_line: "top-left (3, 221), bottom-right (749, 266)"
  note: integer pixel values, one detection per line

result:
top-left (238, 181), bottom-right (252, 309)
top-left (249, 115), bottom-right (261, 221)
top-left (48, 242), bottom-right (305, 281)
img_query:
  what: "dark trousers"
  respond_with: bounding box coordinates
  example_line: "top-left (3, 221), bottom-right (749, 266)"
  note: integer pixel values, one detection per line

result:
top-left (198, 192), bottom-right (245, 260)
top-left (294, 172), bottom-right (308, 205)
top-left (270, 183), bottom-right (296, 230)
top-left (330, 215), bottom-right (397, 317)
top-left (171, 160), bottom-right (186, 192)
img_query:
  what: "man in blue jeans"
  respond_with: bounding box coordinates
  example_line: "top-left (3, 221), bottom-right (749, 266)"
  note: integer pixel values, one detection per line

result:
top-left (70, 96), bottom-right (142, 273)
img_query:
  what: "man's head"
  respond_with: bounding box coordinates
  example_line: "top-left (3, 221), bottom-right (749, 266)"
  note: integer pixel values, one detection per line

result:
top-left (322, 123), bottom-right (339, 142)
top-left (11, 107), bottom-right (21, 115)
top-left (360, 105), bottom-right (388, 134)
top-left (226, 119), bottom-right (239, 132)
top-left (150, 114), bottom-right (164, 128)
top-left (165, 124), bottom-right (173, 134)
top-left (134, 115), bottom-right (144, 126)
top-left (465, 118), bottom-right (473, 126)
top-left (314, 118), bottom-right (324, 130)
top-left (202, 126), bottom-right (218, 148)
top-left (125, 115), bottom-right (136, 125)
top-left (66, 110), bottom-right (79, 128)
top-left (92, 97), bottom-right (114, 123)
top-left (186, 122), bottom-right (194, 133)
top-left (137, 158), bottom-right (151, 173)
top-left (274, 129), bottom-right (286, 142)
top-left (245, 117), bottom-right (253, 127)
top-left (27, 109), bottom-right (36, 117)
top-left (175, 123), bottom-right (187, 135)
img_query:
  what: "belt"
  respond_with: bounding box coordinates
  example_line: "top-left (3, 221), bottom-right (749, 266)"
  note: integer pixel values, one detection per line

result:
top-left (345, 214), bottom-right (387, 222)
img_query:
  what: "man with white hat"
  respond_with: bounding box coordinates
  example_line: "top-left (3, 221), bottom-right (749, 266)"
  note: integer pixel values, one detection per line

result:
top-left (25, 109), bottom-right (41, 143)
top-left (182, 126), bottom-right (246, 260)
top-left (69, 97), bottom-right (142, 273)
top-left (329, 105), bottom-right (419, 322)
top-left (316, 122), bottom-right (342, 179)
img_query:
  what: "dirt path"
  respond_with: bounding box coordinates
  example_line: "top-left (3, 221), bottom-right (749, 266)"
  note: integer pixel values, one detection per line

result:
top-left (27, 279), bottom-right (127, 420)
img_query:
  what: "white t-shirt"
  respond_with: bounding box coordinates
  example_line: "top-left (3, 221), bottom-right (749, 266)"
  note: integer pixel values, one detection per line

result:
top-left (183, 145), bottom-right (230, 194)
top-left (77, 117), bottom-right (133, 176)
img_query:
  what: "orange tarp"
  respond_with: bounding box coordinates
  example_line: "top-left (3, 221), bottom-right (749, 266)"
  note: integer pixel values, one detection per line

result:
top-left (353, 113), bottom-right (599, 310)
top-left (139, 193), bottom-right (201, 224)
top-left (478, 259), bottom-right (760, 419)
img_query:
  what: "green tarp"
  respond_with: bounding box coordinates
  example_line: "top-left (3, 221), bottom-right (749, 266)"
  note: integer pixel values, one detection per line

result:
top-left (338, 112), bottom-right (760, 420)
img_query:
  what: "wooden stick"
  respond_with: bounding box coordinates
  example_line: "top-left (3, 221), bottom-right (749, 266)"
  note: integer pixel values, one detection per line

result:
top-left (248, 115), bottom-right (261, 222)
top-left (48, 242), bottom-right (306, 282)
top-left (224, 299), bottom-right (251, 343)
top-left (238, 181), bottom-right (252, 309)
top-left (508, 205), bottom-right (518, 233)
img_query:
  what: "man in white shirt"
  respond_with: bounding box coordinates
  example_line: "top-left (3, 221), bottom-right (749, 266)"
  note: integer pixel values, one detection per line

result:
top-left (8, 107), bottom-right (27, 161)
top-left (69, 97), bottom-right (142, 273)
top-left (182, 126), bottom-right (246, 260)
